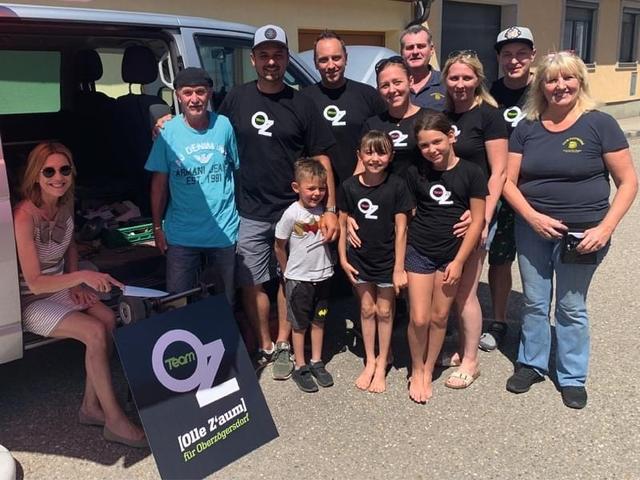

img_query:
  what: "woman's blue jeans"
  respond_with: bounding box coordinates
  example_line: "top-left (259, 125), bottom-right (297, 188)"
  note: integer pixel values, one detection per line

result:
top-left (515, 218), bottom-right (608, 387)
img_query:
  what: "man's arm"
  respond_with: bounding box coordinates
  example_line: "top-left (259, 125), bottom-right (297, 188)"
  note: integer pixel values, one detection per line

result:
top-left (150, 172), bottom-right (169, 253)
top-left (314, 154), bottom-right (339, 242)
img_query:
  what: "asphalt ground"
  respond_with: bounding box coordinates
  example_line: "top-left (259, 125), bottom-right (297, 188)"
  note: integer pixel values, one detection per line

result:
top-left (2, 139), bottom-right (640, 479)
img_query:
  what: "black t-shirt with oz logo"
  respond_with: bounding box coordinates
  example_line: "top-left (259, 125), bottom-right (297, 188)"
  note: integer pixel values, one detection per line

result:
top-left (219, 81), bottom-right (335, 222)
top-left (302, 79), bottom-right (386, 185)
top-left (446, 102), bottom-right (508, 177)
top-left (337, 173), bottom-right (414, 282)
top-left (407, 159), bottom-right (488, 260)
top-left (490, 77), bottom-right (529, 135)
top-left (362, 108), bottom-right (425, 179)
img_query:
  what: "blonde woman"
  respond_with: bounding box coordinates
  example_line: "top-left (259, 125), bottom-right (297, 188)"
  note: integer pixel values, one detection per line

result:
top-left (503, 52), bottom-right (637, 408)
top-left (13, 142), bottom-right (146, 446)
top-left (439, 51), bottom-right (508, 389)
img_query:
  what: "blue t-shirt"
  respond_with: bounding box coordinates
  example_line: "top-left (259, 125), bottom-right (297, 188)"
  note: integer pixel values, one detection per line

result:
top-left (411, 68), bottom-right (447, 111)
top-left (509, 110), bottom-right (628, 224)
top-left (145, 113), bottom-right (239, 248)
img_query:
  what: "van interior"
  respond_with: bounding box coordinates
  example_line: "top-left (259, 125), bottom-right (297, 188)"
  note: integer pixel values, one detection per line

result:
top-left (0, 21), bottom-right (179, 345)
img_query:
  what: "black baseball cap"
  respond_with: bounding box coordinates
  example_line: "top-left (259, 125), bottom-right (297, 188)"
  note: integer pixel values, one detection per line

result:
top-left (173, 67), bottom-right (213, 89)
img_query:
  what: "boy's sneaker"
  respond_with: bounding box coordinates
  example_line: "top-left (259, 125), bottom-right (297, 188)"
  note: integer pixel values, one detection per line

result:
top-left (309, 360), bottom-right (334, 388)
top-left (291, 365), bottom-right (318, 393)
top-left (272, 341), bottom-right (294, 380)
top-left (561, 386), bottom-right (587, 409)
top-left (506, 365), bottom-right (544, 394)
top-left (253, 344), bottom-right (275, 371)
top-left (479, 321), bottom-right (508, 352)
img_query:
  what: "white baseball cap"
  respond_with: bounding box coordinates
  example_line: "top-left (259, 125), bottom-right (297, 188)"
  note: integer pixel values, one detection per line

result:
top-left (495, 26), bottom-right (535, 52)
top-left (253, 24), bottom-right (288, 49)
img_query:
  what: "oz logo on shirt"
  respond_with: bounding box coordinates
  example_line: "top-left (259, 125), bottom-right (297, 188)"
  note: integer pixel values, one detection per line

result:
top-left (251, 111), bottom-right (275, 137)
top-left (429, 184), bottom-right (454, 205)
top-left (503, 106), bottom-right (525, 127)
top-left (323, 105), bottom-right (346, 126)
top-left (389, 129), bottom-right (408, 147)
top-left (357, 198), bottom-right (379, 219)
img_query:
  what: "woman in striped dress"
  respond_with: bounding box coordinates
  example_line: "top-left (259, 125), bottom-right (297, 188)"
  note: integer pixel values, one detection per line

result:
top-left (13, 142), bottom-right (146, 448)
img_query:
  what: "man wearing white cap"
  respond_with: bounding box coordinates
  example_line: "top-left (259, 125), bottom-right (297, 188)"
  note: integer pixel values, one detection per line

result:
top-left (219, 25), bottom-right (337, 380)
top-left (481, 26), bottom-right (536, 352)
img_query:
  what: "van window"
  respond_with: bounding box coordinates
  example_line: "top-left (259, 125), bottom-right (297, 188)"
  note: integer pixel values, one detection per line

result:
top-left (194, 35), bottom-right (305, 109)
top-left (95, 49), bottom-right (142, 97)
top-left (0, 50), bottom-right (61, 114)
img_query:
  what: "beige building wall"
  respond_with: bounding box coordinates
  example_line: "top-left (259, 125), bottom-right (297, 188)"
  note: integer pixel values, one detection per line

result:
top-left (6, 0), bottom-right (412, 51)
top-left (428, 0), bottom-right (639, 111)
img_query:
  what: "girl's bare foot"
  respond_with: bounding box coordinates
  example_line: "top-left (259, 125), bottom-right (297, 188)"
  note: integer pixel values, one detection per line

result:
top-left (355, 362), bottom-right (376, 390)
top-left (422, 370), bottom-right (433, 401)
top-left (409, 371), bottom-right (426, 403)
top-left (368, 359), bottom-right (387, 393)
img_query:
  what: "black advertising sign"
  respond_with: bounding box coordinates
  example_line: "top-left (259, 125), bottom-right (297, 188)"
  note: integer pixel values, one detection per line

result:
top-left (114, 295), bottom-right (278, 479)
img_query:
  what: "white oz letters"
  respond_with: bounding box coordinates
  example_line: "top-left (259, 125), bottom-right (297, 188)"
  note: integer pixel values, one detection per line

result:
top-left (503, 106), bottom-right (525, 127)
top-left (323, 105), bottom-right (346, 126)
top-left (429, 184), bottom-right (454, 205)
top-left (357, 198), bottom-right (379, 219)
top-left (251, 111), bottom-right (275, 137)
top-left (389, 129), bottom-right (408, 147)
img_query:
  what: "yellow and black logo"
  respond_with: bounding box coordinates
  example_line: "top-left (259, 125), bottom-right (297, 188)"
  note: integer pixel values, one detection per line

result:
top-left (431, 92), bottom-right (445, 101)
top-left (562, 137), bottom-right (584, 153)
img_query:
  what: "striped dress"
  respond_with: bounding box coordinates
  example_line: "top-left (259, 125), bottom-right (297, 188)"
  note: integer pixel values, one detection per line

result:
top-left (19, 204), bottom-right (87, 336)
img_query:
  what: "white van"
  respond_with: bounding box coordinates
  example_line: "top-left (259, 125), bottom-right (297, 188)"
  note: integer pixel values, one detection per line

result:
top-left (0, 3), bottom-right (319, 364)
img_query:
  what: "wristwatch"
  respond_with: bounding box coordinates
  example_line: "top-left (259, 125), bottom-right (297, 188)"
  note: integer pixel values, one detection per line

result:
top-left (326, 206), bottom-right (337, 214)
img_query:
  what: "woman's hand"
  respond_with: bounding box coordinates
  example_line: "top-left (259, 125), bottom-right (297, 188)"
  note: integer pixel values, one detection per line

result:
top-left (70, 285), bottom-right (98, 306)
top-left (442, 260), bottom-right (463, 286)
top-left (528, 212), bottom-right (567, 239)
top-left (479, 223), bottom-right (490, 249)
top-left (346, 216), bottom-right (361, 248)
top-left (453, 210), bottom-right (471, 238)
top-left (340, 260), bottom-right (359, 284)
top-left (82, 271), bottom-right (124, 293)
top-left (320, 212), bottom-right (339, 243)
top-left (577, 224), bottom-right (613, 254)
top-left (393, 269), bottom-right (408, 296)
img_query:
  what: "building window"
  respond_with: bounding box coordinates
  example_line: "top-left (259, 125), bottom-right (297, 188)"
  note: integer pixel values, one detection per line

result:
top-left (563, 2), bottom-right (598, 63)
top-left (620, 8), bottom-right (640, 63)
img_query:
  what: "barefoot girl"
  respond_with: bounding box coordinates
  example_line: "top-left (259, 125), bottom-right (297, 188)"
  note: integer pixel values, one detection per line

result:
top-left (338, 130), bottom-right (413, 393)
top-left (405, 111), bottom-right (487, 403)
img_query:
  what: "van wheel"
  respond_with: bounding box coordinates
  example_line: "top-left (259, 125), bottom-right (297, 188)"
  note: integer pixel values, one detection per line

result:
top-left (119, 297), bottom-right (147, 324)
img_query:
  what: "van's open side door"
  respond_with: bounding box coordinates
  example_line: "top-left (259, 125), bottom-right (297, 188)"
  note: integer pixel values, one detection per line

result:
top-left (0, 135), bottom-right (23, 364)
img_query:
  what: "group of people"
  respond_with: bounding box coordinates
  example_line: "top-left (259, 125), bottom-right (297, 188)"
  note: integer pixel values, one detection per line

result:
top-left (14, 22), bottom-right (638, 447)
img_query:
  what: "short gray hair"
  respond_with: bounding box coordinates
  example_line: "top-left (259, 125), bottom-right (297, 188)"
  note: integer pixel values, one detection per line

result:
top-left (400, 24), bottom-right (433, 48)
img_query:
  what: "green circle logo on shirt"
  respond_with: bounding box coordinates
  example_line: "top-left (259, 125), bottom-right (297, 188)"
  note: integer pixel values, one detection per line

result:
top-left (431, 92), bottom-right (445, 101)
top-left (562, 136), bottom-right (584, 153)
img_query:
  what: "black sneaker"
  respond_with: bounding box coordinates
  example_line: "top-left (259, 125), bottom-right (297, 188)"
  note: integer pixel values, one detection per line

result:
top-left (291, 365), bottom-right (318, 393)
top-left (506, 366), bottom-right (544, 393)
top-left (252, 345), bottom-right (274, 371)
top-left (561, 386), bottom-right (587, 409)
top-left (309, 361), bottom-right (334, 388)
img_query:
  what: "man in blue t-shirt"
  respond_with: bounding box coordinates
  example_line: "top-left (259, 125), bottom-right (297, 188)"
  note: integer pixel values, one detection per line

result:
top-left (145, 67), bottom-right (239, 304)
top-left (400, 24), bottom-right (447, 111)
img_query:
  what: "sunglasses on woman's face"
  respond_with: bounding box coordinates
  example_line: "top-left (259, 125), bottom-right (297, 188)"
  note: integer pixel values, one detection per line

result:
top-left (374, 55), bottom-right (405, 75)
top-left (41, 165), bottom-right (72, 178)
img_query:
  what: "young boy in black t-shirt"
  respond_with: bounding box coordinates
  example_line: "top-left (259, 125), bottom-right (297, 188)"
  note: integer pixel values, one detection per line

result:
top-left (338, 130), bottom-right (414, 394)
top-left (404, 110), bottom-right (487, 403)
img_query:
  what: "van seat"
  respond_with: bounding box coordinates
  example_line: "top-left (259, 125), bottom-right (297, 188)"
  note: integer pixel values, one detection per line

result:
top-left (114, 45), bottom-right (168, 214)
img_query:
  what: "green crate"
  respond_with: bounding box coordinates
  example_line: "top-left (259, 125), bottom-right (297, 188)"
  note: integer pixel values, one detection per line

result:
top-left (101, 222), bottom-right (154, 248)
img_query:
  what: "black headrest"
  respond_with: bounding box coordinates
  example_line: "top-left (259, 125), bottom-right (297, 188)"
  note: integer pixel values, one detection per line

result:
top-left (75, 49), bottom-right (103, 82)
top-left (122, 45), bottom-right (157, 85)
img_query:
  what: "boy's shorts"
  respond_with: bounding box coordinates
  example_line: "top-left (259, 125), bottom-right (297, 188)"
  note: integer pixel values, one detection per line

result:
top-left (405, 244), bottom-right (450, 274)
top-left (489, 200), bottom-right (516, 266)
top-left (285, 278), bottom-right (331, 330)
top-left (236, 216), bottom-right (277, 287)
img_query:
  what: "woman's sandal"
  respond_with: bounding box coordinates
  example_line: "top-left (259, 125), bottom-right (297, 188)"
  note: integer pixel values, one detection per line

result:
top-left (444, 370), bottom-right (481, 389)
top-left (103, 426), bottom-right (148, 449)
